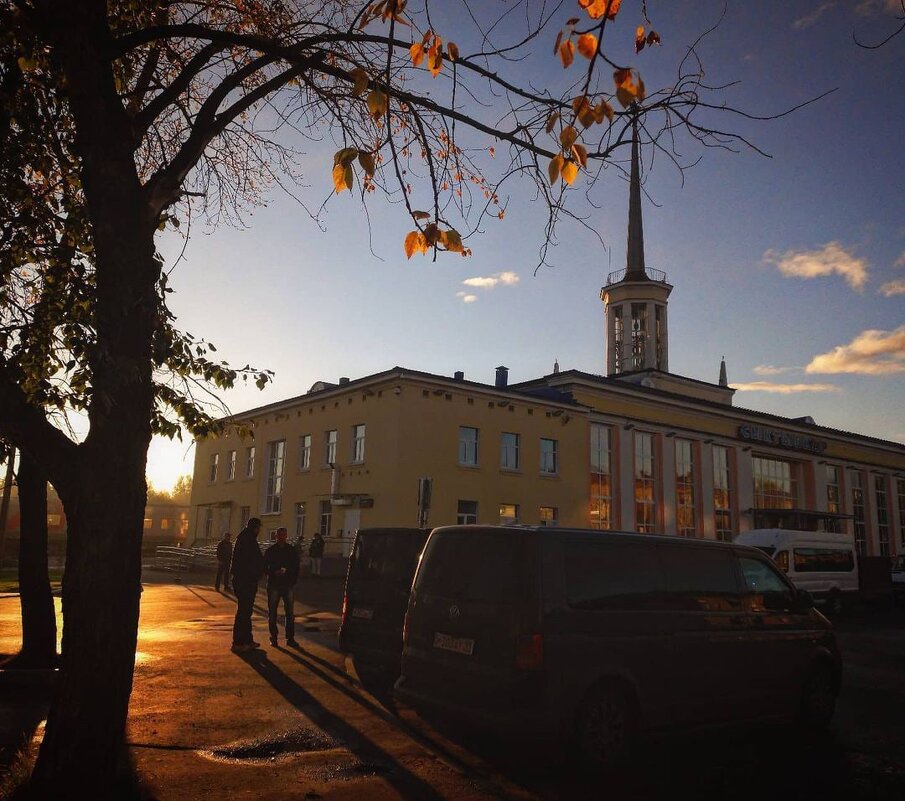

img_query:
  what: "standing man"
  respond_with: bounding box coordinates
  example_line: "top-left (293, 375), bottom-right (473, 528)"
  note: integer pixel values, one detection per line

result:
top-left (308, 530), bottom-right (325, 577)
top-left (215, 531), bottom-right (232, 592)
top-left (264, 526), bottom-right (300, 647)
top-left (230, 517), bottom-right (264, 653)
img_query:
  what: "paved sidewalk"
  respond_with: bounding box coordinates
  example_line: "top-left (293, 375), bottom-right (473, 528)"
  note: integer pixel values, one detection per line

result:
top-left (0, 577), bottom-right (516, 801)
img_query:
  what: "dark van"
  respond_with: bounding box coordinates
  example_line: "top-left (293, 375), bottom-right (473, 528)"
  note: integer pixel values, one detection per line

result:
top-left (338, 527), bottom-right (430, 690)
top-left (395, 526), bottom-right (842, 768)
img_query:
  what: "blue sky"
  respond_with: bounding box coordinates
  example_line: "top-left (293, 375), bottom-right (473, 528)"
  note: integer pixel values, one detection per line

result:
top-left (147, 0), bottom-right (905, 491)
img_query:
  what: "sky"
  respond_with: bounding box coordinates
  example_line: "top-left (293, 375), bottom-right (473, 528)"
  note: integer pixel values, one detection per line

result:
top-left (146, 0), bottom-right (905, 492)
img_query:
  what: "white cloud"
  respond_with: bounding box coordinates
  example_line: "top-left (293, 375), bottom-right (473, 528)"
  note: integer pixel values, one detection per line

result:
top-left (462, 271), bottom-right (519, 289)
top-left (856, 0), bottom-right (904, 15)
top-left (762, 242), bottom-right (868, 291)
top-left (894, 251), bottom-right (905, 269)
top-left (733, 381), bottom-right (839, 394)
top-left (753, 364), bottom-right (801, 376)
top-left (806, 324), bottom-right (905, 375)
top-left (793, 2), bottom-right (836, 29)
top-left (880, 279), bottom-right (905, 297)
top-left (456, 291), bottom-right (477, 304)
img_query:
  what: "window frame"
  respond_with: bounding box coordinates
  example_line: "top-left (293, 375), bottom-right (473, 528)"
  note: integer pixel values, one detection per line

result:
top-left (500, 431), bottom-right (520, 470)
top-left (458, 426), bottom-right (479, 467)
top-left (540, 437), bottom-right (558, 475)
top-left (351, 424), bottom-right (366, 464)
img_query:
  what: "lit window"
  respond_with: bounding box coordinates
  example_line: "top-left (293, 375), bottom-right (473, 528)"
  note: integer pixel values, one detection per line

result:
top-left (539, 506), bottom-right (558, 527)
top-left (590, 424), bottom-right (613, 530)
top-left (209, 453), bottom-right (219, 483)
top-left (634, 432), bottom-right (656, 533)
top-left (227, 450), bottom-right (237, 481)
top-left (675, 439), bottom-right (696, 537)
top-left (143, 518), bottom-right (153, 530)
top-left (712, 445), bottom-right (733, 542)
top-left (499, 503), bottom-right (519, 524)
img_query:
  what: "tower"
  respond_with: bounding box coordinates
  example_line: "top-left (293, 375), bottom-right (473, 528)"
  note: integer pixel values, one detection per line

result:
top-left (600, 117), bottom-right (673, 376)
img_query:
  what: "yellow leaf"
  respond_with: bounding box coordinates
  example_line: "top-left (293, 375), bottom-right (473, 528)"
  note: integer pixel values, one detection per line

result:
top-left (561, 160), bottom-right (579, 185)
top-left (560, 125), bottom-right (578, 150)
top-left (358, 151), bottom-right (376, 176)
top-left (404, 230), bottom-right (427, 259)
top-left (593, 101), bottom-right (614, 123)
top-left (411, 210), bottom-right (431, 220)
top-left (427, 42), bottom-right (443, 77)
top-left (447, 42), bottom-right (460, 61)
top-left (558, 39), bottom-right (575, 69)
top-left (577, 33), bottom-right (598, 60)
top-left (573, 97), bottom-right (595, 128)
top-left (613, 68), bottom-right (632, 89)
top-left (545, 111), bottom-right (560, 134)
top-left (424, 222), bottom-right (440, 245)
top-left (637, 77), bottom-right (646, 102)
top-left (572, 143), bottom-right (588, 168)
top-left (616, 85), bottom-right (635, 108)
top-left (332, 162), bottom-right (353, 193)
top-left (410, 42), bottom-right (425, 67)
top-left (548, 154), bottom-right (564, 185)
top-left (441, 229), bottom-right (464, 253)
top-left (635, 25), bottom-right (646, 54)
top-left (350, 67), bottom-right (369, 96)
top-left (367, 89), bottom-right (387, 121)
top-left (580, 0), bottom-right (622, 20)
top-left (553, 30), bottom-right (563, 56)
top-left (334, 147), bottom-right (358, 167)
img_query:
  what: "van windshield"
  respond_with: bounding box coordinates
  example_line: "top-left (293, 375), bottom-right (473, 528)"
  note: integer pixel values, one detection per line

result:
top-left (415, 530), bottom-right (529, 602)
top-left (349, 530), bottom-right (427, 586)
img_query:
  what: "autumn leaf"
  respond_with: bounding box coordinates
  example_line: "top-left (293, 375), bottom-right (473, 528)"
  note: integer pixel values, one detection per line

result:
top-left (404, 230), bottom-right (428, 259)
top-left (635, 25), bottom-right (646, 54)
top-left (594, 101), bottom-right (614, 123)
top-left (560, 125), bottom-right (578, 150)
top-left (334, 147), bottom-right (358, 167)
top-left (561, 160), bottom-right (579, 185)
top-left (613, 68), bottom-right (632, 88)
top-left (577, 33), bottom-right (598, 60)
top-left (558, 39), bottom-right (575, 69)
top-left (580, 0), bottom-right (622, 20)
top-left (441, 229), bottom-right (465, 253)
top-left (573, 97), bottom-right (596, 128)
top-left (545, 111), bottom-right (560, 134)
top-left (427, 41), bottom-right (443, 77)
top-left (358, 151), bottom-right (376, 176)
top-left (411, 210), bottom-right (431, 220)
top-left (447, 42), bottom-right (460, 61)
top-left (367, 88), bottom-right (387, 121)
top-left (350, 67), bottom-right (369, 96)
top-left (332, 163), bottom-right (353, 193)
top-left (572, 143), bottom-right (588, 168)
top-left (410, 42), bottom-right (425, 67)
top-left (647, 30), bottom-right (661, 47)
top-left (616, 85), bottom-right (636, 108)
top-left (548, 154), bottom-right (564, 185)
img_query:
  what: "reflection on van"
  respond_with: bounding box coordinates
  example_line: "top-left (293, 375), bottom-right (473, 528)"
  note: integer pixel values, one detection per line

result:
top-left (734, 529), bottom-right (858, 615)
top-left (395, 525), bottom-right (842, 770)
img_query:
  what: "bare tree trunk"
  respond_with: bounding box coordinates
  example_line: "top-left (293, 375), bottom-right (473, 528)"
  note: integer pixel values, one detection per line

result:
top-left (14, 451), bottom-right (58, 668)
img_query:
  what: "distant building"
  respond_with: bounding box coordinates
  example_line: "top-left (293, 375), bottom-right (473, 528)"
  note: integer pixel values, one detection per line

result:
top-left (189, 124), bottom-right (905, 559)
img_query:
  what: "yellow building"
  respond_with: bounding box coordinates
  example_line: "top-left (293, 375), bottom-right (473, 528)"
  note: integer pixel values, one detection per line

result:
top-left (189, 126), bottom-right (905, 561)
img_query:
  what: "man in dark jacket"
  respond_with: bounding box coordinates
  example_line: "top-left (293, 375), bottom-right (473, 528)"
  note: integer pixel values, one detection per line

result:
top-left (264, 526), bottom-right (300, 647)
top-left (230, 517), bottom-right (264, 652)
top-left (215, 531), bottom-right (232, 592)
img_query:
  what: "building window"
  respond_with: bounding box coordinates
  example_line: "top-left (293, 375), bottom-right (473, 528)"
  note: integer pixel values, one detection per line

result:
top-left (295, 502), bottom-right (306, 540)
top-left (752, 456), bottom-right (798, 510)
top-left (500, 432), bottom-right (520, 470)
top-left (240, 506), bottom-right (251, 528)
top-left (203, 507), bottom-right (214, 539)
top-left (325, 429), bottom-right (337, 465)
top-left (634, 432), bottom-right (656, 533)
top-left (319, 500), bottom-right (332, 536)
top-left (875, 476), bottom-right (890, 557)
top-left (47, 513), bottom-right (62, 527)
top-left (459, 426), bottom-right (478, 466)
top-left (825, 465), bottom-right (842, 533)
top-left (850, 470), bottom-right (866, 556)
top-left (540, 506), bottom-right (558, 526)
top-left (540, 438), bottom-right (558, 475)
top-left (143, 518), bottom-right (153, 530)
top-left (299, 435), bottom-right (311, 470)
top-left (160, 518), bottom-right (171, 530)
top-left (226, 450), bottom-right (237, 481)
top-left (898, 479), bottom-right (905, 549)
top-left (630, 302), bottom-right (647, 370)
top-left (613, 306), bottom-right (624, 373)
top-left (499, 503), bottom-right (519, 525)
top-left (675, 439), bottom-right (696, 538)
top-left (590, 423), bottom-right (613, 530)
top-left (712, 445), bottom-right (733, 542)
top-left (209, 453), bottom-right (219, 483)
top-left (264, 440), bottom-right (286, 514)
top-left (457, 500), bottom-right (478, 525)
top-left (245, 446), bottom-right (255, 478)
top-left (655, 305), bottom-right (665, 370)
top-left (352, 424), bottom-right (366, 463)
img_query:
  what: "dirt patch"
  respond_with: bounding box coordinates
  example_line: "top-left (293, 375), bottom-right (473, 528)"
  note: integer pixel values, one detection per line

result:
top-left (200, 725), bottom-right (341, 764)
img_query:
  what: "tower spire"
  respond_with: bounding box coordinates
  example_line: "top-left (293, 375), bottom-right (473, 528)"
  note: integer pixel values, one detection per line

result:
top-left (625, 114), bottom-right (646, 281)
top-left (719, 356), bottom-right (728, 387)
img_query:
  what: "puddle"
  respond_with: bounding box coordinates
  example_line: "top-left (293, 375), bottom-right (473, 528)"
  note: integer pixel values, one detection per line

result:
top-left (200, 726), bottom-right (342, 763)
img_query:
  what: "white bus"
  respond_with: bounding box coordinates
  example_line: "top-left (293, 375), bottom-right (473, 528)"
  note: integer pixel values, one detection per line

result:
top-left (734, 529), bottom-right (858, 615)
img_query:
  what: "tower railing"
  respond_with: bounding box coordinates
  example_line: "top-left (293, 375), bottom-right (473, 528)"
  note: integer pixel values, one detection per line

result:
top-left (605, 266), bottom-right (669, 286)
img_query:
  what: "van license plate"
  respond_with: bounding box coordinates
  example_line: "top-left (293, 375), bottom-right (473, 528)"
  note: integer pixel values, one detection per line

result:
top-left (433, 632), bottom-right (474, 656)
top-left (351, 607), bottom-right (374, 620)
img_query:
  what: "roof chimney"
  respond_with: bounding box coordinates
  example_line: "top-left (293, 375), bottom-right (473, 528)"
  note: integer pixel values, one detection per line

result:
top-left (453, 371), bottom-right (464, 381)
top-left (495, 366), bottom-right (509, 389)
top-left (338, 376), bottom-right (350, 385)
top-left (553, 358), bottom-right (560, 375)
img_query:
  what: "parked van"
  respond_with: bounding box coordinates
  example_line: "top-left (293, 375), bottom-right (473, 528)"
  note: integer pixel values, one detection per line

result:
top-left (893, 555), bottom-right (905, 606)
top-left (734, 529), bottom-right (858, 615)
top-left (338, 527), bottom-right (430, 691)
top-left (395, 526), bottom-right (841, 770)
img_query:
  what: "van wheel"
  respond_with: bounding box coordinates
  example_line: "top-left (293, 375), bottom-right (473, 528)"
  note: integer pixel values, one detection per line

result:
top-left (826, 591), bottom-right (844, 616)
top-left (799, 663), bottom-right (836, 730)
top-left (577, 684), bottom-right (636, 771)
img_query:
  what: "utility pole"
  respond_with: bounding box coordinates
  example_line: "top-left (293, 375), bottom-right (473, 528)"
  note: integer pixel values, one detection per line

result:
top-left (0, 446), bottom-right (15, 567)
top-left (417, 477), bottom-right (432, 529)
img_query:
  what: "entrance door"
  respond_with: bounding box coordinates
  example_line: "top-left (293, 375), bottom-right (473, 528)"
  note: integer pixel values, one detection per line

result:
top-left (342, 509), bottom-right (360, 558)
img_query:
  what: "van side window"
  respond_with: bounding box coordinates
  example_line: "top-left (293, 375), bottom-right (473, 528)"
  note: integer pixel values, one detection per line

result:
top-left (564, 541), bottom-right (661, 611)
top-left (738, 556), bottom-right (795, 611)
top-left (793, 548), bottom-right (855, 573)
top-left (775, 550), bottom-right (789, 573)
top-left (658, 545), bottom-right (740, 611)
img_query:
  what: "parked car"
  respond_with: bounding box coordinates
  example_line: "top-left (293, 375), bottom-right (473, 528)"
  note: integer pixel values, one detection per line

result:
top-left (395, 525), bottom-right (842, 770)
top-left (893, 555), bottom-right (905, 606)
top-left (734, 529), bottom-right (859, 614)
top-left (338, 527), bottom-right (430, 692)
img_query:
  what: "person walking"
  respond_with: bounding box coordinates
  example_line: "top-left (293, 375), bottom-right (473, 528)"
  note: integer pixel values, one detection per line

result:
top-left (230, 517), bottom-right (264, 652)
top-left (264, 526), bottom-right (300, 647)
top-left (215, 531), bottom-right (232, 592)
top-left (308, 530), bottom-right (325, 577)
